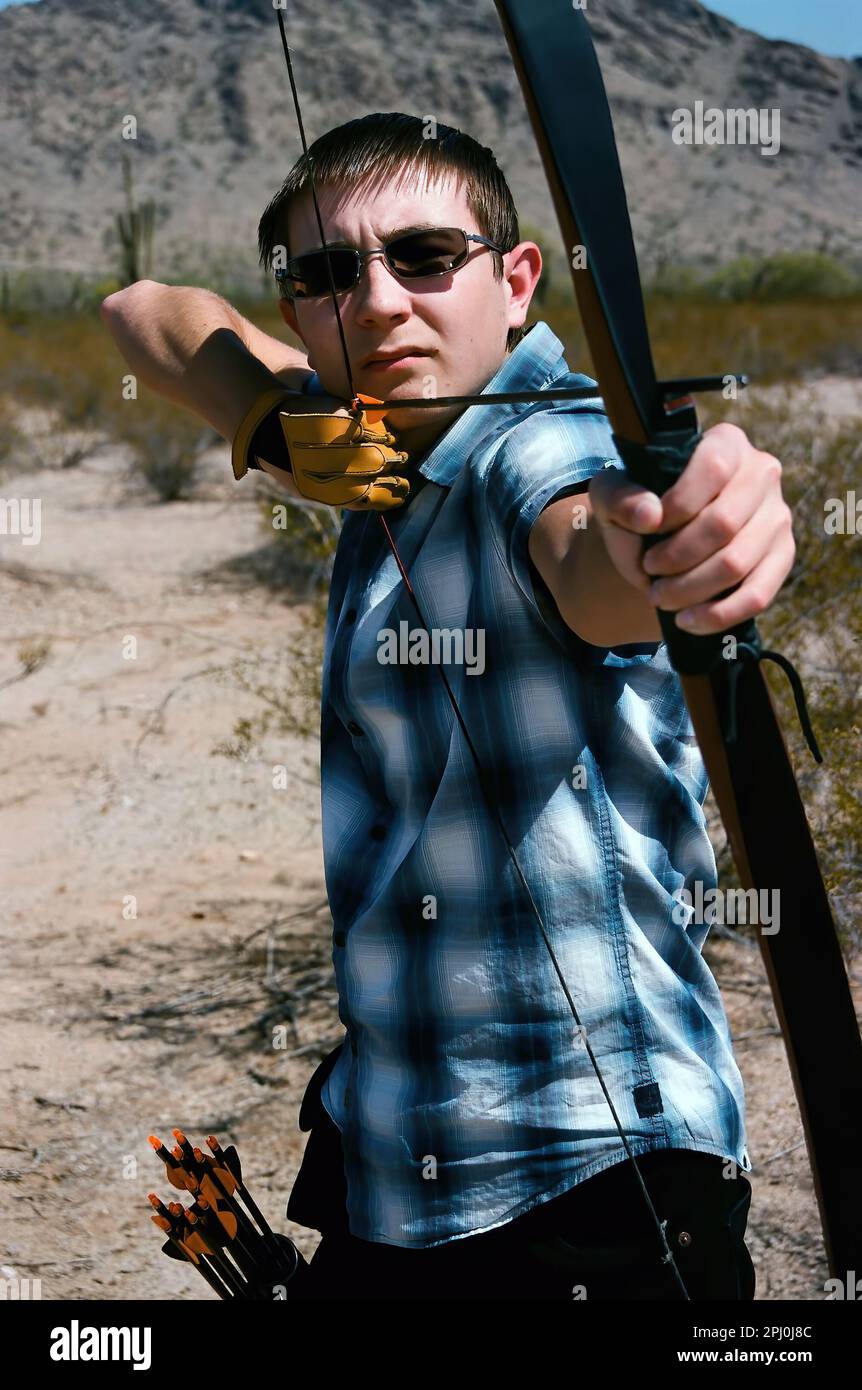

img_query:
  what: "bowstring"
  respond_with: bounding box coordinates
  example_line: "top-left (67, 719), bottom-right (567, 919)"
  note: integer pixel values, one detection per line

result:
top-left (276, 10), bottom-right (357, 404)
top-left (274, 3), bottom-right (690, 1302)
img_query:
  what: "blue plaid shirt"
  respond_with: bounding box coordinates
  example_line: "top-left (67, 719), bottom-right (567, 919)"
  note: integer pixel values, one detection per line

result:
top-left (308, 321), bottom-right (749, 1248)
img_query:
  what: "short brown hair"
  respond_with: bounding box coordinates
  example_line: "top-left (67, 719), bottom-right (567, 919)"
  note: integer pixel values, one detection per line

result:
top-left (258, 112), bottom-right (528, 352)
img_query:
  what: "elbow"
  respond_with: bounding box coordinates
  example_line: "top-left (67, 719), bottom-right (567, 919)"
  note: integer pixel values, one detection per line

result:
top-left (99, 292), bottom-right (120, 338)
top-left (99, 279), bottom-right (159, 331)
top-left (99, 288), bottom-right (122, 324)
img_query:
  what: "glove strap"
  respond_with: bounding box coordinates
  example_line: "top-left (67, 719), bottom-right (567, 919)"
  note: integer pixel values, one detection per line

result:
top-left (231, 387), bottom-right (294, 480)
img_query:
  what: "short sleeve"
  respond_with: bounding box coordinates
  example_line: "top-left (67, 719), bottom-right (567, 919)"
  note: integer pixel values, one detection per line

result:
top-left (481, 408), bottom-right (664, 668)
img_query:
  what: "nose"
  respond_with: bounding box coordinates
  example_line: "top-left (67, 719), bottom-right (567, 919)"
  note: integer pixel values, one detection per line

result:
top-left (352, 251), bottom-right (414, 316)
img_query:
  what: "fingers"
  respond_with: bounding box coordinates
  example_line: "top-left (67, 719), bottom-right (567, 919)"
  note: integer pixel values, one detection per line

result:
top-left (642, 438), bottom-right (782, 581)
top-left (590, 424), bottom-right (793, 635)
top-left (651, 422), bottom-right (750, 533)
top-left (589, 465), bottom-right (663, 536)
top-left (588, 467), bottom-right (663, 594)
top-left (655, 529), bottom-right (796, 633)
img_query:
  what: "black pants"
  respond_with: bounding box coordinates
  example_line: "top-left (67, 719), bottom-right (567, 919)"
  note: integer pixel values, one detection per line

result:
top-left (286, 1048), bottom-right (756, 1302)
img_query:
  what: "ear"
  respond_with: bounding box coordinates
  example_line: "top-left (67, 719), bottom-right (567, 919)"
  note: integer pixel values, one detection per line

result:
top-left (503, 242), bottom-right (543, 330)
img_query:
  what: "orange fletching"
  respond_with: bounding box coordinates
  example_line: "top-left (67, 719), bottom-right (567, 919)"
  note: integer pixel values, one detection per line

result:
top-left (354, 392), bottom-right (388, 425)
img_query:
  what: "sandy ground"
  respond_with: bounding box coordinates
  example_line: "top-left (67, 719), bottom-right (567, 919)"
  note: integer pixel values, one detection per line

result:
top-left (1, 392), bottom-right (859, 1301)
top-left (1, 434), bottom-right (334, 1300)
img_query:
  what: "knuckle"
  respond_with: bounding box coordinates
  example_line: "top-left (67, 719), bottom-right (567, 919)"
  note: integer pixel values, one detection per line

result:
top-left (703, 448), bottom-right (736, 490)
top-left (759, 450), bottom-right (782, 480)
top-left (707, 421), bottom-right (745, 447)
top-left (746, 585), bottom-right (768, 615)
top-left (709, 505), bottom-right (738, 544)
top-left (720, 546), bottom-right (748, 584)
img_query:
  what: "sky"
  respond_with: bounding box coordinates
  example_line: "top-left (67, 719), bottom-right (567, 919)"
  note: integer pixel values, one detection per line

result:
top-left (704, 0), bottom-right (861, 58)
top-left (0, 0), bottom-right (859, 58)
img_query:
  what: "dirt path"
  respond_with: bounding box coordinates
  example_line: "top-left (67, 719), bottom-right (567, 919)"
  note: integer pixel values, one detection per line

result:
top-left (1, 407), bottom-right (857, 1300)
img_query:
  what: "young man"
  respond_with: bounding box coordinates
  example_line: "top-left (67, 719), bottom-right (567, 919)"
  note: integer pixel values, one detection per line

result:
top-left (102, 113), bottom-right (794, 1302)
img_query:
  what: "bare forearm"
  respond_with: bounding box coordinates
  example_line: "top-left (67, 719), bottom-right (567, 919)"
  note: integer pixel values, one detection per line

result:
top-left (563, 516), bottom-right (661, 644)
top-left (99, 280), bottom-right (310, 440)
top-left (530, 492), bottom-right (661, 646)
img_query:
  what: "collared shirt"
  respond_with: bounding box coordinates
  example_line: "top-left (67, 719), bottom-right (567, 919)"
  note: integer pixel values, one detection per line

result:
top-left (306, 320), bottom-right (749, 1248)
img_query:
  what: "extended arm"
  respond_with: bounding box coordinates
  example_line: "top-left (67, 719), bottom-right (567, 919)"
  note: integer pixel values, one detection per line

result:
top-left (529, 424), bottom-right (794, 648)
top-left (529, 485), bottom-right (662, 646)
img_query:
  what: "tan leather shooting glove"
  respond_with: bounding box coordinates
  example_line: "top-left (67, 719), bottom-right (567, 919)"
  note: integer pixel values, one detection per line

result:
top-left (231, 388), bottom-right (410, 511)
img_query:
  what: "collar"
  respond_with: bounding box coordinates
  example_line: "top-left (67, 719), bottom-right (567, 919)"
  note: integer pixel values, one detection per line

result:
top-left (412, 320), bottom-right (576, 488)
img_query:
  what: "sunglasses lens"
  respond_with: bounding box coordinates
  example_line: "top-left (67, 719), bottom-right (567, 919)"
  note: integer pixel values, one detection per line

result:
top-left (286, 248), bottom-right (359, 299)
top-left (385, 228), bottom-right (468, 277)
top-left (281, 229), bottom-right (474, 299)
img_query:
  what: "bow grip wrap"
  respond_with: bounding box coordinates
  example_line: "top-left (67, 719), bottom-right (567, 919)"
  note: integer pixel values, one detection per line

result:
top-left (613, 429), bottom-right (762, 676)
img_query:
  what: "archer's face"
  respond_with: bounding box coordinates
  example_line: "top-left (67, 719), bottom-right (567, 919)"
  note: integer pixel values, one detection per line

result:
top-left (279, 170), bottom-right (541, 454)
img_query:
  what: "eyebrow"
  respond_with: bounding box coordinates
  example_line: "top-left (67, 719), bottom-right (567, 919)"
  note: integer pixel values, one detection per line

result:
top-left (375, 222), bottom-right (439, 242)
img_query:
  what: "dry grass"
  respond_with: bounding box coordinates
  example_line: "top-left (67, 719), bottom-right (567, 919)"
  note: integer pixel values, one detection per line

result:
top-left (539, 290), bottom-right (862, 385)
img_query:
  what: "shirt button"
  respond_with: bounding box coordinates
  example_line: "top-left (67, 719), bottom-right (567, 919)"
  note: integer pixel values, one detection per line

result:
top-left (369, 824), bottom-right (386, 841)
top-left (346, 720), bottom-right (364, 736)
top-left (334, 931), bottom-right (346, 947)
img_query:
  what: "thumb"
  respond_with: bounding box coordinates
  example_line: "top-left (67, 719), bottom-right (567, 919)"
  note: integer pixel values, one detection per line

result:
top-left (589, 466), bottom-right (663, 535)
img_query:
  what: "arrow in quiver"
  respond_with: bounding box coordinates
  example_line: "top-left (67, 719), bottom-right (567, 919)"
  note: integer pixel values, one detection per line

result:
top-left (147, 1130), bottom-right (308, 1300)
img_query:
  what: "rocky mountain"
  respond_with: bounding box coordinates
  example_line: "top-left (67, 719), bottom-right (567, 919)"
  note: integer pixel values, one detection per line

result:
top-left (0, 0), bottom-right (859, 286)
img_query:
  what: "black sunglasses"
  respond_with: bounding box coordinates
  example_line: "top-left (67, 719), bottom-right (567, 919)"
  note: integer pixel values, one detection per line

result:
top-left (274, 226), bottom-right (505, 301)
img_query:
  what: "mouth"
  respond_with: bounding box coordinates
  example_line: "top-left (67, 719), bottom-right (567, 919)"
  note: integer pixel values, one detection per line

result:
top-left (362, 349), bottom-right (431, 370)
